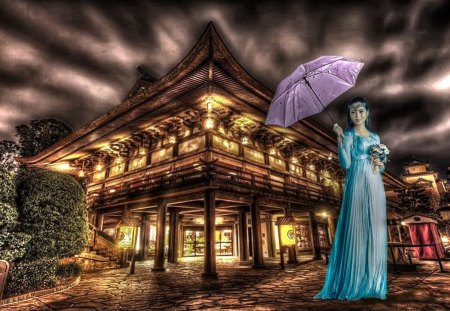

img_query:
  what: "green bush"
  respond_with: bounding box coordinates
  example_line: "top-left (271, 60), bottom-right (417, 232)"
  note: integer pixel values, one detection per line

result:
top-left (0, 167), bottom-right (30, 261)
top-left (4, 257), bottom-right (58, 297)
top-left (56, 262), bottom-right (82, 278)
top-left (0, 166), bottom-right (15, 203)
top-left (16, 168), bottom-right (89, 259)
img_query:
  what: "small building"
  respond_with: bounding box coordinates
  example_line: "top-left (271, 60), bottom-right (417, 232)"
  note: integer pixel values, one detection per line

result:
top-left (401, 156), bottom-right (442, 210)
top-left (403, 214), bottom-right (446, 259)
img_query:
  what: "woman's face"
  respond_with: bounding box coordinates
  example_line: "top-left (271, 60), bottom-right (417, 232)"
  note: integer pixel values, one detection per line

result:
top-left (349, 103), bottom-right (369, 127)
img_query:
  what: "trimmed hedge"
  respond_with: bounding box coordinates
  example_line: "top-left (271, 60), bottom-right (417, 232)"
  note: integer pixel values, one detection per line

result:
top-left (0, 167), bottom-right (30, 261)
top-left (4, 257), bottom-right (58, 297)
top-left (56, 262), bottom-right (82, 278)
top-left (16, 168), bottom-right (89, 259)
top-left (0, 166), bottom-right (15, 203)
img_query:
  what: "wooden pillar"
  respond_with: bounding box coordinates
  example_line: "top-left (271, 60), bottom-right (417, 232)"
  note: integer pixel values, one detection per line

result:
top-left (137, 215), bottom-right (148, 260)
top-left (95, 213), bottom-right (104, 231)
top-left (285, 207), bottom-right (299, 264)
top-left (266, 214), bottom-right (276, 257)
top-left (168, 209), bottom-right (179, 263)
top-left (202, 189), bottom-right (217, 277)
top-left (250, 195), bottom-right (265, 268)
top-left (308, 211), bottom-right (322, 260)
top-left (178, 215), bottom-right (184, 258)
top-left (327, 215), bottom-right (336, 245)
top-left (397, 225), bottom-right (403, 242)
top-left (141, 215), bottom-right (151, 260)
top-left (152, 200), bottom-right (166, 272)
top-left (238, 211), bottom-right (249, 262)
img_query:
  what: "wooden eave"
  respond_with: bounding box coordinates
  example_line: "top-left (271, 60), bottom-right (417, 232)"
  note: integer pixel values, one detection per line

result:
top-left (17, 22), bottom-right (333, 165)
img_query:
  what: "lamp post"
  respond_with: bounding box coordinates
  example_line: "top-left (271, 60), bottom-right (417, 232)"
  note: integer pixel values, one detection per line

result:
top-left (276, 216), bottom-right (298, 270)
top-left (117, 217), bottom-right (141, 275)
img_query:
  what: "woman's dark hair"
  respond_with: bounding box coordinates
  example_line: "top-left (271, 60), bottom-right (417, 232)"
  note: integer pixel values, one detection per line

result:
top-left (346, 97), bottom-right (371, 130)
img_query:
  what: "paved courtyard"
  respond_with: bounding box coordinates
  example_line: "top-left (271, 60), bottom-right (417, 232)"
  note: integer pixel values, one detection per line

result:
top-left (2, 256), bottom-right (450, 311)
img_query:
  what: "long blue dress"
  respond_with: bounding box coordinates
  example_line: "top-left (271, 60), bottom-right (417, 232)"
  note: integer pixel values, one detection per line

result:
top-left (314, 127), bottom-right (388, 300)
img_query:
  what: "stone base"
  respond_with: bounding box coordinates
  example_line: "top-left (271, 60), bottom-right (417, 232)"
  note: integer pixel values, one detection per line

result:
top-left (252, 264), bottom-right (266, 269)
top-left (201, 271), bottom-right (218, 278)
top-left (151, 267), bottom-right (166, 272)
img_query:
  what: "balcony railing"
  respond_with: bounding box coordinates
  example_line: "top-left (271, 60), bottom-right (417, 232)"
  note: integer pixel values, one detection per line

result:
top-left (87, 157), bottom-right (341, 208)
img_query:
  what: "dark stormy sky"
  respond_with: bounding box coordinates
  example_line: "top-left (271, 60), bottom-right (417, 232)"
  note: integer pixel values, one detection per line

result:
top-left (0, 0), bottom-right (449, 179)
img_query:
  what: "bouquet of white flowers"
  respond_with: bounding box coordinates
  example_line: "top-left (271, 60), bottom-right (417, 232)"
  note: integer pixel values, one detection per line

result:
top-left (369, 144), bottom-right (390, 173)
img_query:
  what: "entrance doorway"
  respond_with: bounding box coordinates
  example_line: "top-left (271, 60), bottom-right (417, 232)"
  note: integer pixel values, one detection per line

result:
top-left (183, 226), bottom-right (234, 257)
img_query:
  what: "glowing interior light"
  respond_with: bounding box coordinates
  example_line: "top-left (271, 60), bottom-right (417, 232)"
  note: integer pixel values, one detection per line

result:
top-left (206, 96), bottom-right (213, 113)
top-left (321, 211), bottom-right (328, 218)
top-left (401, 221), bottom-right (406, 226)
top-left (205, 117), bottom-right (215, 129)
top-left (54, 162), bottom-right (72, 170)
top-left (139, 148), bottom-right (146, 155)
top-left (169, 135), bottom-right (177, 144)
top-left (441, 236), bottom-right (449, 244)
top-left (78, 170), bottom-right (85, 177)
top-left (269, 148), bottom-right (276, 155)
top-left (109, 188), bottom-right (116, 193)
top-left (291, 156), bottom-right (298, 164)
top-left (241, 136), bottom-right (249, 145)
top-left (95, 163), bottom-right (103, 171)
top-left (328, 153), bottom-right (332, 160)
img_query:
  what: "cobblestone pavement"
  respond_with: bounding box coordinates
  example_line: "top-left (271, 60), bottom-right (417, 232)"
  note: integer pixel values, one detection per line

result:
top-left (2, 256), bottom-right (450, 311)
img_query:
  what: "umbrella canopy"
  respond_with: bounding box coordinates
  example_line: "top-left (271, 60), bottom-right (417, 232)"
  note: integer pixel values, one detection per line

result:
top-left (265, 56), bottom-right (364, 128)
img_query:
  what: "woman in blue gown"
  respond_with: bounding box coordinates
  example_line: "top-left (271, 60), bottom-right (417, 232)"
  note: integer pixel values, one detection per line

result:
top-left (314, 97), bottom-right (388, 300)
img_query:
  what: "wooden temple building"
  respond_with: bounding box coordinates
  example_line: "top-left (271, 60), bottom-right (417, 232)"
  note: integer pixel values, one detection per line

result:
top-left (19, 23), bottom-right (406, 276)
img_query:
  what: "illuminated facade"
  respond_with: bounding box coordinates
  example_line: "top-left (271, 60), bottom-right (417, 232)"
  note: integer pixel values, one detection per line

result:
top-left (20, 23), bottom-right (405, 276)
top-left (401, 157), bottom-right (442, 210)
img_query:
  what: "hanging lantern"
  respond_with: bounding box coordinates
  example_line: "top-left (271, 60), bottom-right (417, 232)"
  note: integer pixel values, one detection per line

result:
top-left (168, 135), bottom-right (177, 144)
top-left (95, 163), bottom-right (103, 171)
top-left (276, 217), bottom-right (297, 247)
top-left (205, 117), bottom-right (215, 129)
top-left (117, 217), bottom-right (141, 249)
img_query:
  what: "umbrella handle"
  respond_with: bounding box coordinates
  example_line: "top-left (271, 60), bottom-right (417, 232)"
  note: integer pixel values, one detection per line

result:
top-left (325, 110), bottom-right (336, 125)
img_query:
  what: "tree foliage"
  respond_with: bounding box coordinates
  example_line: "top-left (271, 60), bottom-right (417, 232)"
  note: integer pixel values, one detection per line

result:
top-left (16, 168), bottom-right (89, 259)
top-left (0, 167), bottom-right (30, 261)
top-left (4, 257), bottom-right (58, 297)
top-left (0, 140), bottom-right (20, 172)
top-left (15, 119), bottom-right (72, 157)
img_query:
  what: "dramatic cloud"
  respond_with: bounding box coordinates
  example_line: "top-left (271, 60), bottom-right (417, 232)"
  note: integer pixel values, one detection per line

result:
top-left (0, 0), bottom-right (449, 178)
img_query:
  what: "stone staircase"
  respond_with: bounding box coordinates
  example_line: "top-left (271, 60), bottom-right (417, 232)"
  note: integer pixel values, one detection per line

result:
top-left (75, 226), bottom-right (121, 272)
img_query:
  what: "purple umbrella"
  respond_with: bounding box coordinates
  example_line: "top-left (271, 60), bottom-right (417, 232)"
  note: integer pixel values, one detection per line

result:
top-left (265, 56), bottom-right (364, 128)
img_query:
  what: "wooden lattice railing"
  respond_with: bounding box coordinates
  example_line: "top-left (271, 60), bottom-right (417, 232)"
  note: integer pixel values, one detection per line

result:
top-left (87, 158), bottom-right (341, 208)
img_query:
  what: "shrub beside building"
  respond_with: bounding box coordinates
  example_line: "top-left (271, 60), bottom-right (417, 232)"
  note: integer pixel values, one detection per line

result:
top-left (1, 168), bottom-right (88, 298)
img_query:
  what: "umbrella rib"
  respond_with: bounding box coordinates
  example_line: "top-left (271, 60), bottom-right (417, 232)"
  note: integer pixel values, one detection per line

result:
top-left (304, 57), bottom-right (343, 72)
top-left (306, 72), bottom-right (354, 86)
